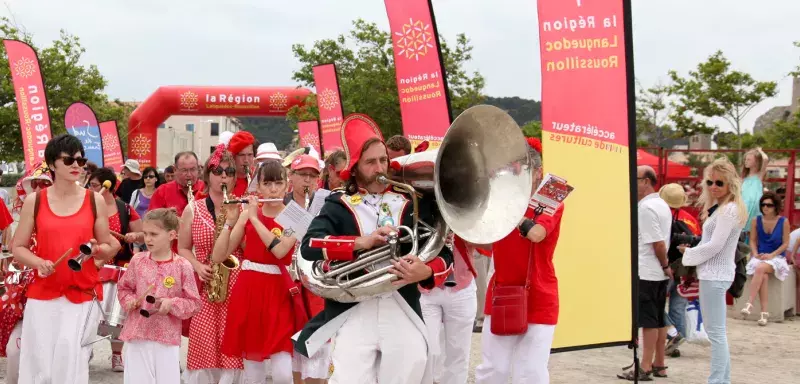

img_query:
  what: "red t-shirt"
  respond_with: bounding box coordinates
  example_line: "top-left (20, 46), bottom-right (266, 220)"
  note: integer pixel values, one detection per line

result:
top-left (109, 207), bottom-right (141, 233)
top-left (233, 177), bottom-right (249, 197)
top-left (147, 180), bottom-right (206, 216)
top-left (0, 203), bottom-right (12, 231)
top-left (485, 203), bottom-right (565, 325)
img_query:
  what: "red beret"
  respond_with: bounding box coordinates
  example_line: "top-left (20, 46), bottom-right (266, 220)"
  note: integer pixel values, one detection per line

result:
top-left (527, 137), bottom-right (542, 154)
top-left (228, 131), bottom-right (255, 155)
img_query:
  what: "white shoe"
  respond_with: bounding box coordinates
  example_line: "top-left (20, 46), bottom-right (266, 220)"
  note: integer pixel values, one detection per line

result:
top-left (111, 353), bottom-right (124, 372)
top-left (741, 302), bottom-right (753, 316)
top-left (758, 312), bottom-right (769, 326)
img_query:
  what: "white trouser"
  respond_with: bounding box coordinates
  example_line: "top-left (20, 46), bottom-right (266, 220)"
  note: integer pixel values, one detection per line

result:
top-left (5, 321), bottom-right (22, 384)
top-left (182, 368), bottom-right (243, 384)
top-left (472, 252), bottom-right (491, 323)
top-left (475, 316), bottom-right (555, 384)
top-left (243, 352), bottom-right (292, 384)
top-left (292, 341), bottom-right (331, 379)
top-left (122, 340), bottom-right (180, 383)
top-left (421, 280), bottom-right (477, 384)
top-left (330, 295), bottom-right (427, 384)
top-left (19, 297), bottom-right (101, 384)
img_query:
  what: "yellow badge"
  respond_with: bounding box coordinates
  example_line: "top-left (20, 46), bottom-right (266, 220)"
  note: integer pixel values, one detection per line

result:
top-left (328, 362), bottom-right (335, 376)
top-left (123, 263), bottom-right (129, 268)
top-left (349, 194), bottom-right (362, 205)
top-left (163, 276), bottom-right (175, 289)
top-left (271, 228), bottom-right (283, 238)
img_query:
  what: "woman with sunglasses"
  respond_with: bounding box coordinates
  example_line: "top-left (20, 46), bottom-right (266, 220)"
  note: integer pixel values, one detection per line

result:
top-left (178, 146), bottom-right (244, 384)
top-left (678, 158), bottom-right (747, 384)
top-left (11, 134), bottom-right (121, 383)
top-left (741, 191), bottom-right (791, 326)
top-left (130, 167), bottom-right (162, 221)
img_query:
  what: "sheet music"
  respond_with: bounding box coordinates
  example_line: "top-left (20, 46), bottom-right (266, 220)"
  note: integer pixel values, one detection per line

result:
top-left (308, 189), bottom-right (332, 217)
top-left (276, 200), bottom-right (314, 241)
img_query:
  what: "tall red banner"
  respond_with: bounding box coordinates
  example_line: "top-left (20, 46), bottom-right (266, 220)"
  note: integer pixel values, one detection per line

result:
top-left (298, 121), bottom-right (322, 156)
top-left (384, 0), bottom-right (452, 150)
top-left (100, 121), bottom-right (124, 173)
top-left (312, 64), bottom-right (344, 156)
top-left (537, 0), bottom-right (636, 351)
top-left (3, 40), bottom-right (53, 170)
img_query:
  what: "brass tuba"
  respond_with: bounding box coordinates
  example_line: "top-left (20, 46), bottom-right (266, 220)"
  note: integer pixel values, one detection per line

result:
top-left (206, 184), bottom-right (241, 303)
top-left (296, 105), bottom-right (534, 303)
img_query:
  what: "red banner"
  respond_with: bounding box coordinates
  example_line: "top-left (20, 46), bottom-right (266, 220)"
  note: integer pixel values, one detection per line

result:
top-left (298, 121), bottom-right (322, 156)
top-left (384, 0), bottom-right (451, 150)
top-left (312, 64), bottom-right (344, 156)
top-left (537, 0), bottom-right (636, 350)
top-left (3, 40), bottom-right (53, 170)
top-left (100, 121), bottom-right (124, 173)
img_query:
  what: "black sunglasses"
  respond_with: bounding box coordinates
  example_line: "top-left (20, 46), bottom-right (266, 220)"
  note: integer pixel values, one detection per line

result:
top-left (58, 155), bottom-right (87, 167)
top-left (211, 166), bottom-right (236, 177)
top-left (761, 202), bottom-right (775, 208)
top-left (144, 174), bottom-right (158, 179)
top-left (705, 179), bottom-right (725, 187)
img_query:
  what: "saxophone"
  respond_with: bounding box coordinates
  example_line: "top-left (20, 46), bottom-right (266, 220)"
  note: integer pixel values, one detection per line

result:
top-left (206, 184), bottom-right (241, 303)
top-left (185, 180), bottom-right (195, 214)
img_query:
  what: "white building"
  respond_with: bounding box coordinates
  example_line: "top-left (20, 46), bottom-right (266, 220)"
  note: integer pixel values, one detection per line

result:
top-left (156, 116), bottom-right (241, 169)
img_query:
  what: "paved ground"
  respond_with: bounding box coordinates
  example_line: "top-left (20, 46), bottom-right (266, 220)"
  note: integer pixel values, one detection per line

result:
top-left (0, 315), bottom-right (798, 383)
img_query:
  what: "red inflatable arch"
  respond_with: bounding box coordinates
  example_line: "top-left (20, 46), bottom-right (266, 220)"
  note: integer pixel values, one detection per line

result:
top-left (127, 86), bottom-right (311, 167)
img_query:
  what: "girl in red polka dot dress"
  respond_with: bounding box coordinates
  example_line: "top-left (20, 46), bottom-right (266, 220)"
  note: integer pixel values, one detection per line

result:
top-left (212, 161), bottom-right (298, 384)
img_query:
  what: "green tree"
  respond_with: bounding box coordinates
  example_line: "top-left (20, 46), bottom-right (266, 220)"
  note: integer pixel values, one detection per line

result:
top-left (0, 17), bottom-right (132, 161)
top-left (791, 41), bottom-right (800, 78)
top-left (668, 51), bottom-right (778, 149)
top-left (287, 19), bottom-right (485, 138)
top-left (521, 121), bottom-right (542, 139)
top-left (762, 111), bottom-right (800, 151)
top-left (636, 80), bottom-right (675, 146)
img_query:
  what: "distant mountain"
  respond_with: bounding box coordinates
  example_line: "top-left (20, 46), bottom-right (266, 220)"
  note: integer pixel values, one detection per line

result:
top-left (237, 96), bottom-right (542, 150)
top-left (483, 96), bottom-right (542, 125)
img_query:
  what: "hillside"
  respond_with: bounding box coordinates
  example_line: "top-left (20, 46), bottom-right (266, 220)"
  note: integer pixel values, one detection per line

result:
top-left (238, 96), bottom-right (542, 150)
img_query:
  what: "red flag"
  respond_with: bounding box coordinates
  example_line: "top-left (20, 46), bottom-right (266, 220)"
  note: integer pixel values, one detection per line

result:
top-left (3, 40), bottom-right (53, 170)
top-left (100, 121), bottom-right (124, 173)
top-left (313, 64), bottom-right (344, 156)
top-left (298, 121), bottom-right (322, 156)
top-left (384, 0), bottom-right (452, 150)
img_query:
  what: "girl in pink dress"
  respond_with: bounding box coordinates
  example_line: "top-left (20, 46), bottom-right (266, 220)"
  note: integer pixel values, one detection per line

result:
top-left (117, 208), bottom-right (202, 383)
top-left (212, 161), bottom-right (298, 384)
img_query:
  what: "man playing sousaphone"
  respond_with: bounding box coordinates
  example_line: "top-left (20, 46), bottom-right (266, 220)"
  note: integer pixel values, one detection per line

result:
top-left (12, 134), bottom-right (121, 383)
top-left (294, 114), bottom-right (454, 383)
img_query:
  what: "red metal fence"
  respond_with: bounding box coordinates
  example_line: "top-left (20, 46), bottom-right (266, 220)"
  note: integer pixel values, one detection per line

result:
top-left (642, 148), bottom-right (800, 228)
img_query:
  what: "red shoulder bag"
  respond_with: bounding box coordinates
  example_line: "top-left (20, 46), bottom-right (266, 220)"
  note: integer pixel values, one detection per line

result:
top-left (490, 245), bottom-right (533, 336)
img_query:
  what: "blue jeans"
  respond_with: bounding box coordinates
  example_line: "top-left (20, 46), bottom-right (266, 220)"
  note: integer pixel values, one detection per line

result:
top-left (699, 280), bottom-right (732, 384)
top-left (665, 278), bottom-right (687, 337)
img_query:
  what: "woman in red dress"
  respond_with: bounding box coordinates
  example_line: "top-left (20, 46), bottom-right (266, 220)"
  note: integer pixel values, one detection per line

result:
top-left (178, 150), bottom-right (244, 384)
top-left (212, 160), bottom-right (298, 384)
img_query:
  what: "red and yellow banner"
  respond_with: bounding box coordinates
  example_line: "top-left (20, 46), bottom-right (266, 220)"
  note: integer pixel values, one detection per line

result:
top-left (312, 64), bottom-right (344, 156)
top-left (100, 121), bottom-right (124, 173)
top-left (298, 120), bottom-right (322, 157)
top-left (3, 40), bottom-right (53, 170)
top-left (384, 0), bottom-right (451, 149)
top-left (538, 0), bottom-right (635, 350)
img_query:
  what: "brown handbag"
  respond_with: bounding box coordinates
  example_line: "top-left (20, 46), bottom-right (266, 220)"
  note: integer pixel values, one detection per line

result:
top-left (490, 245), bottom-right (533, 336)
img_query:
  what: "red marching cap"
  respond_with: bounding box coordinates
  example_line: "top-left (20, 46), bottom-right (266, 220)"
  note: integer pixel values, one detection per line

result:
top-left (228, 131), bottom-right (255, 155)
top-left (339, 113), bottom-right (385, 180)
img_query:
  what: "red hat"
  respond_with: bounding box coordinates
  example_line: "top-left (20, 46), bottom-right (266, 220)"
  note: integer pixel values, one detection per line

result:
top-left (228, 131), bottom-right (255, 155)
top-left (339, 113), bottom-right (384, 180)
top-left (291, 154), bottom-right (321, 173)
top-left (527, 137), bottom-right (542, 154)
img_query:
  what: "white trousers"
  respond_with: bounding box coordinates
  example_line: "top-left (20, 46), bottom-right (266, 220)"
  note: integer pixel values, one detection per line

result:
top-left (122, 340), bottom-right (180, 383)
top-left (475, 316), bottom-right (555, 384)
top-left (5, 321), bottom-right (22, 384)
top-left (292, 342), bottom-right (331, 379)
top-left (330, 296), bottom-right (427, 384)
top-left (182, 368), bottom-right (243, 384)
top-left (421, 280), bottom-right (477, 384)
top-left (19, 297), bottom-right (100, 384)
top-left (243, 352), bottom-right (292, 384)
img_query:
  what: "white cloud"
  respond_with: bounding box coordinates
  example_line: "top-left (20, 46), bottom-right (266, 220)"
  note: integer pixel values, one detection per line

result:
top-left (3, 0), bottom-right (798, 132)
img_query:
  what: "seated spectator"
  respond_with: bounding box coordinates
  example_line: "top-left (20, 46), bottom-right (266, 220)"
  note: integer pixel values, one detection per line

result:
top-left (742, 191), bottom-right (791, 325)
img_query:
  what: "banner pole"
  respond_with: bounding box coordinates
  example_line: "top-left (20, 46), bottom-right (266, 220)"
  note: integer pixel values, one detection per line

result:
top-left (623, 0), bottom-right (639, 379)
top-left (425, 0), bottom-right (454, 123)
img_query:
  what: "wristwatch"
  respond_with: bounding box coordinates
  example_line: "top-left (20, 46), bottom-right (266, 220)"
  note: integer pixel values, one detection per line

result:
top-left (518, 218), bottom-right (536, 238)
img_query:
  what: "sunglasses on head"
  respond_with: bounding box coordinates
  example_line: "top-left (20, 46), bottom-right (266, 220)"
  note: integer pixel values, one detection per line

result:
top-left (705, 179), bottom-right (725, 187)
top-left (30, 180), bottom-right (52, 190)
top-left (211, 166), bottom-right (236, 176)
top-left (58, 155), bottom-right (87, 167)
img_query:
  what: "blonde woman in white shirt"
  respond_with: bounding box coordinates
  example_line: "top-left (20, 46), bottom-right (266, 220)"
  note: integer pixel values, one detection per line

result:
top-left (678, 158), bottom-right (747, 384)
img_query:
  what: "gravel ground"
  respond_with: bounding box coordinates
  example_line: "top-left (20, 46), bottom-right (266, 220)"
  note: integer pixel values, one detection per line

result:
top-left (0, 315), bottom-right (798, 383)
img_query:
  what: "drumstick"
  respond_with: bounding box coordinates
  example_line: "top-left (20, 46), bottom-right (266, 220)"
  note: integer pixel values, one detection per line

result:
top-left (109, 230), bottom-right (126, 241)
top-left (135, 283), bottom-right (155, 305)
top-left (53, 248), bottom-right (73, 267)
